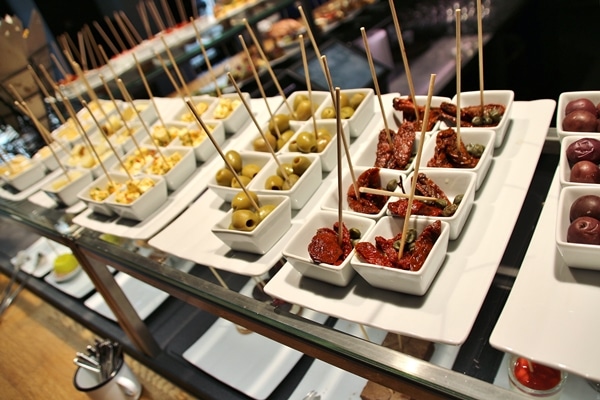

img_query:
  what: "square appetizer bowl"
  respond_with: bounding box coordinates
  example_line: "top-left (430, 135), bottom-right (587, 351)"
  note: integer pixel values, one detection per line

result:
top-left (144, 146), bottom-right (196, 191)
top-left (147, 121), bottom-right (189, 148)
top-left (42, 168), bottom-right (93, 207)
top-left (110, 123), bottom-right (146, 153)
top-left (105, 175), bottom-right (168, 221)
top-left (558, 135), bottom-right (600, 187)
top-left (321, 166), bottom-right (406, 220)
top-left (446, 90), bottom-right (514, 148)
top-left (120, 99), bottom-right (158, 126)
top-left (171, 120), bottom-right (225, 162)
top-left (112, 145), bottom-right (158, 176)
top-left (419, 128), bottom-right (495, 190)
top-left (240, 120), bottom-right (295, 154)
top-left (351, 216), bottom-right (450, 295)
top-left (32, 141), bottom-right (69, 172)
top-left (556, 91), bottom-right (600, 140)
top-left (171, 96), bottom-right (216, 124)
top-left (0, 155), bottom-right (46, 191)
top-left (280, 118), bottom-right (349, 172)
top-left (206, 92), bottom-right (252, 133)
top-left (276, 90), bottom-right (330, 130)
top-left (386, 169), bottom-right (477, 240)
top-left (63, 140), bottom-right (121, 179)
top-left (211, 194), bottom-right (292, 255)
top-left (250, 153), bottom-right (322, 210)
top-left (391, 95), bottom-right (451, 134)
top-left (77, 172), bottom-right (130, 216)
top-left (555, 185), bottom-right (600, 270)
top-left (51, 118), bottom-right (97, 148)
top-left (207, 150), bottom-right (272, 203)
top-left (283, 210), bottom-right (376, 287)
top-left (316, 88), bottom-right (375, 138)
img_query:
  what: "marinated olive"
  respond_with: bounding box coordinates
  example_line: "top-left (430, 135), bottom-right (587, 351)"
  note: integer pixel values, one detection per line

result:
top-left (277, 162), bottom-right (294, 178)
top-left (292, 156), bottom-right (311, 175)
top-left (442, 203), bottom-right (458, 217)
top-left (264, 174), bottom-right (285, 190)
top-left (293, 94), bottom-right (309, 110)
top-left (268, 114), bottom-right (290, 133)
top-left (225, 150), bottom-right (242, 172)
top-left (231, 175), bottom-right (251, 189)
top-left (287, 140), bottom-right (298, 152)
top-left (349, 93), bottom-right (365, 109)
top-left (215, 168), bottom-right (235, 186)
top-left (257, 204), bottom-right (276, 221)
top-left (231, 191), bottom-right (259, 210)
top-left (230, 209), bottom-right (260, 231)
top-left (296, 131), bottom-right (318, 153)
top-left (483, 115), bottom-right (493, 125)
top-left (241, 163), bottom-right (261, 179)
top-left (433, 198), bottom-right (448, 208)
top-left (282, 174), bottom-right (300, 190)
top-left (321, 106), bottom-right (336, 119)
top-left (253, 134), bottom-right (277, 152)
top-left (340, 106), bottom-right (355, 119)
top-left (489, 108), bottom-right (502, 123)
top-left (276, 129), bottom-right (295, 150)
top-left (294, 100), bottom-right (313, 121)
top-left (339, 92), bottom-right (349, 108)
top-left (466, 143), bottom-right (485, 158)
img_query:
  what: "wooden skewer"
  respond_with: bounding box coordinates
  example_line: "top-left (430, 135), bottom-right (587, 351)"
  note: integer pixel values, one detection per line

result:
top-left (298, 35), bottom-right (318, 140)
top-left (190, 0), bottom-right (198, 20)
top-left (131, 52), bottom-right (168, 129)
top-left (359, 324), bottom-right (371, 342)
top-left (50, 52), bottom-right (72, 82)
top-left (104, 15), bottom-right (128, 52)
top-left (154, 50), bottom-right (184, 99)
top-left (98, 45), bottom-right (119, 80)
top-left (455, 9), bottom-right (462, 148)
top-left (62, 33), bottom-right (81, 67)
top-left (175, 0), bottom-right (187, 24)
top-left (476, 0), bottom-right (485, 113)
top-left (159, 36), bottom-right (191, 97)
top-left (243, 18), bottom-right (294, 116)
top-left (27, 65), bottom-right (67, 125)
top-left (160, 0), bottom-right (176, 28)
top-left (397, 74), bottom-right (436, 261)
top-left (77, 31), bottom-right (87, 71)
top-left (186, 98), bottom-right (261, 211)
top-left (93, 21), bottom-right (120, 56)
top-left (190, 17), bottom-right (221, 97)
top-left (358, 187), bottom-right (438, 202)
top-left (297, 6), bottom-right (321, 60)
top-left (335, 87), bottom-right (344, 247)
top-left (226, 72), bottom-right (288, 181)
top-left (71, 61), bottom-right (109, 121)
top-left (113, 11), bottom-right (137, 49)
top-left (146, 0), bottom-right (167, 32)
top-left (81, 27), bottom-right (97, 70)
top-left (119, 11), bottom-right (144, 44)
top-left (388, 0), bottom-right (420, 125)
top-left (137, 1), bottom-right (153, 39)
top-left (361, 27), bottom-right (392, 147)
top-left (84, 25), bottom-right (102, 69)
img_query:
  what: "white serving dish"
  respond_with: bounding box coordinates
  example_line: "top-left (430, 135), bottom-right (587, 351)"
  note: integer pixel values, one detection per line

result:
top-left (0, 156), bottom-right (46, 191)
top-left (283, 210), bottom-right (376, 287)
top-left (32, 142), bottom-right (69, 172)
top-left (171, 96), bottom-right (216, 124)
top-left (316, 88), bottom-right (375, 138)
top-left (63, 140), bottom-right (120, 179)
top-left (351, 217), bottom-right (449, 295)
top-left (556, 91), bottom-right (600, 139)
top-left (419, 128), bottom-right (495, 190)
top-left (558, 135), bottom-right (600, 187)
top-left (148, 121), bottom-right (189, 147)
top-left (120, 99), bottom-right (158, 126)
top-left (321, 166), bottom-right (405, 220)
top-left (277, 90), bottom-right (330, 129)
top-left (392, 95), bottom-right (451, 134)
top-left (211, 195), bottom-right (292, 254)
top-left (77, 172), bottom-right (130, 216)
top-left (207, 151), bottom-right (272, 203)
top-left (250, 153), bottom-right (322, 210)
top-left (42, 168), bottom-right (93, 207)
top-left (206, 92), bottom-right (252, 133)
top-left (145, 146), bottom-right (196, 191)
top-left (171, 120), bottom-right (225, 162)
top-left (105, 175), bottom-right (168, 221)
top-left (110, 123), bottom-right (146, 153)
top-left (387, 170), bottom-right (476, 240)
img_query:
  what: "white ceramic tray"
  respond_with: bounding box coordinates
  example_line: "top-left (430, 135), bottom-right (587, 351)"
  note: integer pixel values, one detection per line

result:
top-left (490, 171), bottom-right (600, 382)
top-left (264, 100), bottom-right (556, 345)
top-left (182, 278), bottom-right (329, 400)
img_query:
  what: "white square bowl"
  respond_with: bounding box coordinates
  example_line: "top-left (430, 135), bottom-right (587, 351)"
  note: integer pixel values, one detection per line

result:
top-left (206, 92), bottom-right (252, 133)
top-left (386, 170), bottom-right (476, 240)
top-left (321, 166), bottom-right (405, 220)
top-left (277, 91), bottom-right (330, 129)
top-left (351, 217), bottom-right (450, 295)
top-left (558, 135), bottom-right (600, 187)
top-left (63, 139), bottom-right (121, 179)
top-left (51, 119), bottom-right (95, 147)
top-left (120, 99), bottom-right (158, 126)
top-left (171, 120), bottom-right (225, 162)
top-left (392, 95), bottom-right (451, 134)
top-left (444, 90), bottom-right (514, 148)
top-left (556, 185), bottom-right (600, 270)
top-left (144, 146), bottom-right (196, 191)
top-left (419, 128), bottom-right (495, 190)
top-left (211, 195), bottom-right (292, 254)
top-left (77, 172), bottom-right (130, 216)
top-left (316, 88), bottom-right (374, 138)
top-left (283, 210), bottom-right (376, 287)
top-left (556, 91), bottom-right (600, 139)
top-left (32, 142), bottom-right (69, 172)
top-left (109, 124), bottom-right (147, 153)
top-left (148, 122), bottom-right (189, 147)
top-left (0, 156), bottom-right (46, 191)
top-left (171, 96), bottom-right (216, 124)
top-left (207, 151), bottom-right (272, 202)
top-left (105, 175), bottom-right (168, 221)
top-left (112, 146), bottom-right (157, 176)
top-left (250, 153), bottom-right (322, 210)
top-left (42, 168), bottom-right (93, 207)
top-left (280, 118), bottom-right (350, 172)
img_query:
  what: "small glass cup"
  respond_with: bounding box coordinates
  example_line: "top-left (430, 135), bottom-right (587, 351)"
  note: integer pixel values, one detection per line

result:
top-left (507, 354), bottom-right (567, 399)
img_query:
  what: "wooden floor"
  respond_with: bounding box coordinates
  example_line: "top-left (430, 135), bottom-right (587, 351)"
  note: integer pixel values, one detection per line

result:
top-left (0, 273), bottom-right (197, 400)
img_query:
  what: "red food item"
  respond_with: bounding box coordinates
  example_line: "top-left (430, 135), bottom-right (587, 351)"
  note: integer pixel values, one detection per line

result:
top-left (374, 121), bottom-right (416, 170)
top-left (565, 98), bottom-right (597, 116)
top-left (427, 128), bottom-right (479, 168)
top-left (347, 168), bottom-right (389, 214)
top-left (392, 97), bottom-right (441, 131)
top-left (567, 216), bottom-right (600, 245)
top-left (513, 357), bottom-right (562, 391)
top-left (570, 160), bottom-right (600, 183)
top-left (439, 102), bottom-right (506, 127)
top-left (308, 222), bottom-right (353, 265)
top-left (387, 173), bottom-right (451, 217)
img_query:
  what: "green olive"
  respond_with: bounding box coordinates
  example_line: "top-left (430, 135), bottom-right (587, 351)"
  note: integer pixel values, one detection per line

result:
top-left (241, 163), bottom-right (261, 179)
top-left (349, 227), bottom-right (362, 240)
top-left (340, 106), bottom-right (355, 119)
top-left (316, 137), bottom-right (330, 153)
top-left (321, 106), bottom-right (336, 119)
top-left (349, 92), bottom-right (365, 109)
top-left (215, 168), bottom-right (235, 186)
top-left (277, 162), bottom-right (294, 178)
top-left (287, 140), bottom-right (298, 152)
top-left (294, 100), bottom-right (313, 121)
top-left (293, 94), bottom-right (309, 110)
top-left (231, 190), bottom-right (259, 210)
top-left (316, 128), bottom-right (331, 140)
top-left (264, 174), bottom-right (284, 190)
top-left (276, 129), bottom-right (295, 150)
top-left (453, 194), bottom-right (464, 205)
top-left (253, 133), bottom-right (277, 152)
top-left (231, 175), bottom-right (251, 188)
top-left (292, 156), bottom-right (311, 175)
top-left (268, 114), bottom-right (290, 133)
top-left (230, 209), bottom-right (260, 231)
top-left (225, 150), bottom-right (242, 172)
top-left (282, 174), bottom-right (300, 190)
top-left (386, 179), bottom-right (398, 192)
top-left (339, 92), bottom-right (349, 108)
top-left (296, 131), bottom-right (317, 153)
top-left (257, 204), bottom-right (277, 221)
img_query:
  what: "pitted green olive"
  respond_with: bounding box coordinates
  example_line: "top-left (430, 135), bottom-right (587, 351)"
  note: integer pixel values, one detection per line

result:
top-left (296, 131), bottom-right (317, 153)
top-left (340, 106), bottom-right (355, 119)
top-left (231, 191), bottom-right (259, 210)
top-left (316, 128), bottom-right (331, 140)
top-left (282, 174), bottom-right (300, 190)
top-left (268, 114), bottom-right (290, 133)
top-left (292, 155), bottom-right (311, 175)
top-left (225, 150), bottom-right (242, 172)
top-left (316, 137), bottom-right (331, 152)
top-left (215, 168), bottom-right (234, 186)
top-left (277, 162), bottom-right (294, 178)
top-left (287, 140), bottom-right (298, 152)
top-left (339, 92), bottom-right (349, 108)
top-left (294, 100), bottom-right (314, 121)
top-left (321, 106), bottom-right (336, 119)
top-left (253, 133), bottom-right (277, 152)
top-left (264, 175), bottom-right (284, 190)
top-left (276, 129), bottom-right (295, 150)
top-left (230, 209), bottom-right (260, 231)
top-left (231, 175), bottom-right (251, 188)
top-left (258, 204), bottom-right (276, 220)
top-left (241, 163), bottom-right (261, 179)
top-left (349, 92), bottom-right (365, 109)
top-left (293, 94), bottom-right (309, 110)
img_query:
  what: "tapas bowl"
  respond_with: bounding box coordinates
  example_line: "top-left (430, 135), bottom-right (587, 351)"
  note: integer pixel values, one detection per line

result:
top-left (0, 155), bottom-right (46, 191)
top-left (351, 216), bottom-right (450, 295)
top-left (275, 90), bottom-right (330, 130)
top-left (283, 210), bottom-right (376, 287)
top-left (144, 146), bottom-right (196, 191)
top-left (211, 194), bottom-right (292, 255)
top-left (392, 95), bottom-right (451, 135)
top-left (556, 90), bottom-right (600, 140)
top-left (63, 139), bottom-right (121, 179)
top-left (105, 175), bottom-right (168, 221)
top-left (110, 123), bottom-right (146, 153)
top-left (316, 88), bottom-right (375, 138)
top-left (32, 142), bottom-right (69, 172)
top-left (558, 135), bottom-right (600, 188)
top-left (419, 128), bottom-right (495, 190)
top-left (120, 99), bottom-right (158, 126)
top-left (77, 172), bottom-right (130, 216)
top-left (206, 92), bottom-right (252, 133)
top-left (112, 145), bottom-right (157, 176)
top-left (170, 120), bottom-right (225, 162)
top-left (172, 96), bottom-right (216, 124)
top-left (42, 168), bottom-right (93, 207)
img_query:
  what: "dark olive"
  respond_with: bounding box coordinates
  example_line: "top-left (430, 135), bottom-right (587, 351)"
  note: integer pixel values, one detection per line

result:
top-left (349, 227), bottom-right (361, 240)
top-left (264, 175), bottom-right (284, 190)
top-left (386, 179), bottom-right (398, 192)
top-left (292, 156), bottom-right (311, 175)
top-left (434, 198), bottom-right (449, 208)
top-left (405, 228), bottom-right (417, 243)
top-left (489, 108), bottom-right (502, 123)
top-left (483, 115), bottom-right (494, 125)
top-left (215, 168), bottom-right (235, 186)
top-left (230, 209), bottom-right (260, 231)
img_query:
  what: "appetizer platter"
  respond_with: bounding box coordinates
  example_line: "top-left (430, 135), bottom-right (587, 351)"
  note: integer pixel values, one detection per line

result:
top-left (0, 167), bottom-right (63, 202)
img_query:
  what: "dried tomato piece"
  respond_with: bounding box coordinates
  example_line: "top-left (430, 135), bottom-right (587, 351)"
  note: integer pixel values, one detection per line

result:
top-left (427, 128), bottom-right (479, 169)
top-left (308, 223), bottom-right (352, 266)
top-left (347, 168), bottom-right (388, 214)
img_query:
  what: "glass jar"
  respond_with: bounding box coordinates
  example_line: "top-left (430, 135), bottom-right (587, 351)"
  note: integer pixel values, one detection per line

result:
top-left (507, 354), bottom-right (568, 399)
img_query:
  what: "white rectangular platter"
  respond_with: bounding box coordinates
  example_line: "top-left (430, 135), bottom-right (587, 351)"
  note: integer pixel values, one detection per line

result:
top-left (264, 100), bottom-right (557, 345)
